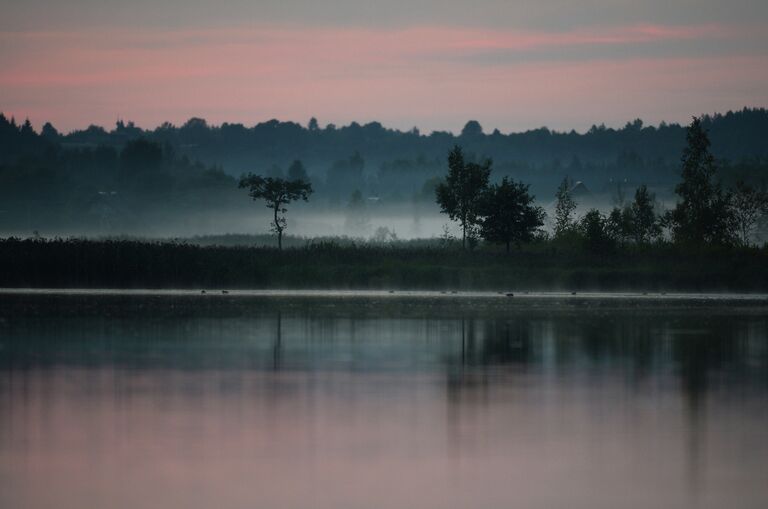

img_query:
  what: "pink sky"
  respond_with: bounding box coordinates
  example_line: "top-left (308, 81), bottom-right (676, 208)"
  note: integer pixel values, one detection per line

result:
top-left (1, 23), bottom-right (767, 133)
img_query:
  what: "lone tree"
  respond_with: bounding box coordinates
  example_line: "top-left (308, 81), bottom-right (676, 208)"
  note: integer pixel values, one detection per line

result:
top-left (478, 177), bottom-right (545, 252)
top-left (666, 117), bottom-right (733, 245)
top-left (554, 177), bottom-right (577, 237)
top-left (238, 174), bottom-right (313, 249)
top-left (435, 145), bottom-right (491, 249)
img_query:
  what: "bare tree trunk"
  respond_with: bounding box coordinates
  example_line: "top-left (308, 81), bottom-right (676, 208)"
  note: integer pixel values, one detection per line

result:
top-left (273, 206), bottom-right (282, 250)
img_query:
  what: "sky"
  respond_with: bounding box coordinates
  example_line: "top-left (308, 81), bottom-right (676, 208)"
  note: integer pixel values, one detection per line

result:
top-left (1, 0), bottom-right (767, 134)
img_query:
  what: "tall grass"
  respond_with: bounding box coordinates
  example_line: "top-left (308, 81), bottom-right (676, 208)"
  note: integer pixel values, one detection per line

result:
top-left (1, 237), bottom-right (767, 291)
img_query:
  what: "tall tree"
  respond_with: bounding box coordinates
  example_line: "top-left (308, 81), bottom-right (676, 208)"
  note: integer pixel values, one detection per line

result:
top-left (554, 177), bottom-right (577, 237)
top-left (579, 209), bottom-right (615, 254)
top-left (607, 205), bottom-right (633, 243)
top-left (435, 145), bottom-right (491, 249)
top-left (478, 177), bottom-right (545, 252)
top-left (630, 184), bottom-right (661, 244)
top-left (729, 180), bottom-right (768, 246)
top-left (238, 174), bottom-right (313, 249)
top-left (666, 117), bottom-right (733, 245)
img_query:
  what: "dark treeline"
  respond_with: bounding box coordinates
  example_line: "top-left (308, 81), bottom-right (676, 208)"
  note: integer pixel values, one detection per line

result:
top-left (2, 109), bottom-right (768, 235)
top-left (8, 109), bottom-right (768, 170)
top-left (433, 117), bottom-right (768, 252)
top-left (0, 128), bottom-right (242, 233)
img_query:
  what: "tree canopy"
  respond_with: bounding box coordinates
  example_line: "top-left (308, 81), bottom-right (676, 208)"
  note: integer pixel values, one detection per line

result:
top-left (554, 177), bottom-right (577, 238)
top-left (435, 146), bottom-right (491, 249)
top-left (478, 177), bottom-right (545, 252)
top-left (666, 117), bottom-right (733, 246)
top-left (238, 174), bottom-right (313, 249)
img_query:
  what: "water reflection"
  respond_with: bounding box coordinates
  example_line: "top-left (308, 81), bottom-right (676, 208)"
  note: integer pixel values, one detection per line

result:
top-left (0, 296), bottom-right (767, 509)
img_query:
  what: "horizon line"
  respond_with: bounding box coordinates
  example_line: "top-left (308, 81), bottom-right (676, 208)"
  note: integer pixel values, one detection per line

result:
top-left (3, 106), bottom-right (765, 138)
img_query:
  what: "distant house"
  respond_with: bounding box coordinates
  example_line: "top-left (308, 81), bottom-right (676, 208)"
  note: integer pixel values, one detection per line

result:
top-left (544, 180), bottom-right (595, 215)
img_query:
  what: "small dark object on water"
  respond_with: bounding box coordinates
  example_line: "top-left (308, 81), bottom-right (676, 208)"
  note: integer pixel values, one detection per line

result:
top-left (389, 290), bottom-right (395, 294)
top-left (222, 290), bottom-right (229, 294)
top-left (505, 292), bottom-right (514, 297)
top-left (201, 290), bottom-right (206, 294)
top-left (571, 292), bottom-right (577, 295)
top-left (451, 291), bottom-right (457, 294)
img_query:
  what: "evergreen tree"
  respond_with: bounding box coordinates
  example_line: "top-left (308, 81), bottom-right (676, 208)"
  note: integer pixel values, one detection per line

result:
top-left (666, 117), bottom-right (733, 245)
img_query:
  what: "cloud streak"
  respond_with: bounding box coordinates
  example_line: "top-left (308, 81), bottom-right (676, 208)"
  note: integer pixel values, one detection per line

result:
top-left (1, 23), bottom-right (766, 132)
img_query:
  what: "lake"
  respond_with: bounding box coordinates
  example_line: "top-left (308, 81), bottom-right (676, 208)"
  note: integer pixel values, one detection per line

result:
top-left (1, 292), bottom-right (767, 508)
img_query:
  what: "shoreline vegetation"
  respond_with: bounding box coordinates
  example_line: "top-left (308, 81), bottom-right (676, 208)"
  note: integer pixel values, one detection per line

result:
top-left (1, 236), bottom-right (767, 292)
top-left (1, 118), bottom-right (766, 292)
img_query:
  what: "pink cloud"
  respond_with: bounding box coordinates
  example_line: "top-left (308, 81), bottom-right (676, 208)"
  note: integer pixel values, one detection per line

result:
top-left (0, 24), bottom-right (766, 132)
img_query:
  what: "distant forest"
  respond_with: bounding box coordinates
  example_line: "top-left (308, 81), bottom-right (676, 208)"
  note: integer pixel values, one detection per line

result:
top-left (1, 108), bottom-right (767, 235)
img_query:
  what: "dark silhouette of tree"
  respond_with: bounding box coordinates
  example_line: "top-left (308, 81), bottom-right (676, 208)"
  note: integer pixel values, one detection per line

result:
top-left (238, 174), bottom-right (313, 249)
top-left (40, 122), bottom-right (60, 140)
top-left (287, 159), bottom-right (310, 182)
top-left (608, 206), bottom-right (633, 243)
top-left (729, 180), bottom-right (768, 246)
top-left (326, 152), bottom-right (364, 201)
top-left (554, 177), bottom-right (577, 237)
top-left (120, 138), bottom-right (163, 172)
top-left (20, 119), bottom-right (35, 138)
top-left (435, 145), bottom-right (491, 249)
top-left (579, 209), bottom-right (615, 254)
top-left (308, 117), bottom-right (320, 131)
top-left (608, 184), bottom-right (661, 244)
top-left (630, 185), bottom-right (661, 243)
top-left (460, 120), bottom-right (483, 137)
top-left (478, 177), bottom-right (545, 252)
top-left (666, 117), bottom-right (733, 245)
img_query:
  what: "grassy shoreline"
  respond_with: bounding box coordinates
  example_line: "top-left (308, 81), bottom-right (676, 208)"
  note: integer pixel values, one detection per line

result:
top-left (1, 237), bottom-right (767, 292)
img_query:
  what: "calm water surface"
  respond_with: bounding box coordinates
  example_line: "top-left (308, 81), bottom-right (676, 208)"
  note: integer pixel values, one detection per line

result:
top-left (1, 294), bottom-right (767, 509)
